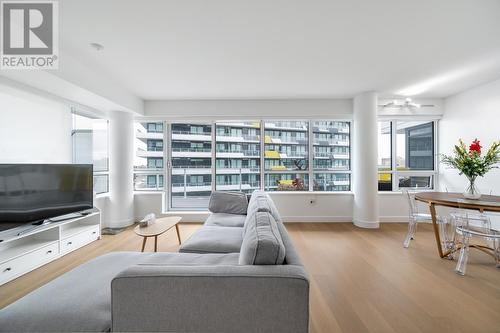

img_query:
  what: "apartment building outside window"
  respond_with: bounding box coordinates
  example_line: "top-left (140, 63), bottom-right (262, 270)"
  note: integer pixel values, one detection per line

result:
top-left (133, 120), bottom-right (352, 210)
top-left (134, 122), bottom-right (164, 191)
top-left (71, 112), bottom-right (109, 194)
top-left (378, 119), bottom-right (437, 191)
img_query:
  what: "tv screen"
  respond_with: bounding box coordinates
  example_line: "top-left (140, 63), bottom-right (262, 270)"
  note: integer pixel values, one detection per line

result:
top-left (0, 164), bottom-right (93, 224)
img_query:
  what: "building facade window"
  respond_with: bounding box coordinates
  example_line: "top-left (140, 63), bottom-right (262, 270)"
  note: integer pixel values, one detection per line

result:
top-left (71, 112), bottom-right (109, 194)
top-left (378, 119), bottom-right (437, 191)
top-left (134, 122), bottom-right (164, 191)
top-left (215, 122), bottom-right (261, 193)
top-left (264, 121), bottom-right (309, 192)
top-left (169, 123), bottom-right (213, 209)
top-left (312, 121), bottom-right (351, 192)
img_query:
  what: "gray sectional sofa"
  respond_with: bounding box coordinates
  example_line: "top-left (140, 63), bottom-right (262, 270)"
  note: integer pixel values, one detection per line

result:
top-left (0, 191), bottom-right (309, 333)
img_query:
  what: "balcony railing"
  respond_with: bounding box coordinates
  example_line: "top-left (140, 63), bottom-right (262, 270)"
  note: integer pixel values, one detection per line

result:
top-left (172, 130), bottom-right (211, 136)
top-left (216, 133), bottom-right (260, 141)
top-left (172, 147), bottom-right (211, 153)
top-left (216, 149), bottom-right (260, 156)
top-left (172, 165), bottom-right (211, 169)
top-left (172, 182), bottom-right (212, 187)
top-left (147, 147), bottom-right (164, 152)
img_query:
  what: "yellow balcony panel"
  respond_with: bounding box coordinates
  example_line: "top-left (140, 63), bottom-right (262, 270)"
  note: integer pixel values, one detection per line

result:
top-left (264, 136), bottom-right (272, 144)
top-left (279, 179), bottom-right (294, 185)
top-left (265, 151), bottom-right (280, 159)
top-left (378, 173), bottom-right (391, 182)
top-left (271, 165), bottom-right (287, 171)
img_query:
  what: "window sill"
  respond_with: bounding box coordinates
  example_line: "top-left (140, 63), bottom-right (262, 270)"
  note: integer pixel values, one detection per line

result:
top-left (378, 189), bottom-right (436, 195)
top-left (268, 191), bottom-right (353, 195)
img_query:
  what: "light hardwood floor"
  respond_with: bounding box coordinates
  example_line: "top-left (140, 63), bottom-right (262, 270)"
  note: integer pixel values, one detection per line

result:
top-left (1, 223), bottom-right (499, 333)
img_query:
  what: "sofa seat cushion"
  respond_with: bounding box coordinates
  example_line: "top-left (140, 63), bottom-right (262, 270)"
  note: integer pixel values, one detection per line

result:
top-left (0, 251), bottom-right (239, 333)
top-left (239, 211), bottom-right (286, 265)
top-left (204, 213), bottom-right (247, 228)
top-left (179, 226), bottom-right (243, 254)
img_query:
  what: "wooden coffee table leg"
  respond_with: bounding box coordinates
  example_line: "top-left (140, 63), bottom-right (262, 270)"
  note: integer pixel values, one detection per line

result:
top-left (154, 236), bottom-right (158, 252)
top-left (175, 224), bottom-right (182, 244)
top-left (141, 237), bottom-right (147, 252)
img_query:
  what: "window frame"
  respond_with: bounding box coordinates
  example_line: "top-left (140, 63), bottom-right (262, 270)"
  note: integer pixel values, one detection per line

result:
top-left (160, 119), bottom-right (353, 211)
top-left (71, 110), bottom-right (110, 195)
top-left (377, 117), bottom-right (439, 192)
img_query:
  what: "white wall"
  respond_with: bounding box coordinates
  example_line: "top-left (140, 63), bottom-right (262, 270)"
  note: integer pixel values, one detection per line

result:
top-left (440, 78), bottom-right (500, 194)
top-left (0, 90), bottom-right (72, 163)
top-left (0, 87), bottom-right (116, 227)
top-left (145, 99), bottom-right (353, 119)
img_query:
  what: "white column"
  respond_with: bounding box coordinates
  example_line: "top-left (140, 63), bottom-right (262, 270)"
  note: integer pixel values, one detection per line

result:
top-left (352, 92), bottom-right (379, 228)
top-left (107, 110), bottom-right (135, 229)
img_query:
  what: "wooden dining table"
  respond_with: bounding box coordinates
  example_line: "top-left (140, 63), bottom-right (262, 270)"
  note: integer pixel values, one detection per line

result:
top-left (415, 192), bottom-right (500, 258)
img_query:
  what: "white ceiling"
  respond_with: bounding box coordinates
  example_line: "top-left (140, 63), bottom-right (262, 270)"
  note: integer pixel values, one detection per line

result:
top-left (61, 0), bottom-right (500, 100)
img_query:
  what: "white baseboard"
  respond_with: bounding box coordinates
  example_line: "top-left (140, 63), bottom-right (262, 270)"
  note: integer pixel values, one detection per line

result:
top-left (379, 216), bottom-right (409, 223)
top-left (353, 219), bottom-right (380, 229)
top-left (281, 216), bottom-right (352, 223)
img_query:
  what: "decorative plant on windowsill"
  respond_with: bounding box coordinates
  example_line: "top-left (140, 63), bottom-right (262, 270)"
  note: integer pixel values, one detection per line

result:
top-left (441, 139), bottom-right (500, 199)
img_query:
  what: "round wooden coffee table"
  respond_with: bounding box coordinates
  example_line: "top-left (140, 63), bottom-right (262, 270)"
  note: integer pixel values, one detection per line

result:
top-left (134, 216), bottom-right (182, 252)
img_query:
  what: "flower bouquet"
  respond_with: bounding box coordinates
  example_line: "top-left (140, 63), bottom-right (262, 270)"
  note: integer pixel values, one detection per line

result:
top-left (441, 139), bottom-right (500, 199)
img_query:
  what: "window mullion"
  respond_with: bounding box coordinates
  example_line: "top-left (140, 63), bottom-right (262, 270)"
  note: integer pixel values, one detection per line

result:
top-left (165, 121), bottom-right (171, 209)
top-left (211, 122), bottom-right (216, 192)
top-left (308, 120), bottom-right (313, 192)
top-left (391, 121), bottom-right (398, 191)
top-left (260, 120), bottom-right (265, 191)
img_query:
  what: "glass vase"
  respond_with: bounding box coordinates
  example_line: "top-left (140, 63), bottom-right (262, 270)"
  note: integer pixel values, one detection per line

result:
top-left (463, 176), bottom-right (481, 200)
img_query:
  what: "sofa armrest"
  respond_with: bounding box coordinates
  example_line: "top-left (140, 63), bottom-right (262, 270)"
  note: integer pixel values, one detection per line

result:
top-left (111, 264), bottom-right (309, 333)
top-left (208, 191), bottom-right (248, 215)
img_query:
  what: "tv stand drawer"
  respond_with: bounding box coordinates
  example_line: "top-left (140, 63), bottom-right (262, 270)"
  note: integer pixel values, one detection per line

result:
top-left (61, 225), bottom-right (100, 255)
top-left (0, 242), bottom-right (59, 284)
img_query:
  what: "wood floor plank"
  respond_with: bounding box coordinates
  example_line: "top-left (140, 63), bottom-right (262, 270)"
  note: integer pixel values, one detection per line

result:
top-left (1, 222), bottom-right (499, 333)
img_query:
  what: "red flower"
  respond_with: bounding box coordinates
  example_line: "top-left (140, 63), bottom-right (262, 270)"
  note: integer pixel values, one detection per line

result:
top-left (469, 139), bottom-right (482, 155)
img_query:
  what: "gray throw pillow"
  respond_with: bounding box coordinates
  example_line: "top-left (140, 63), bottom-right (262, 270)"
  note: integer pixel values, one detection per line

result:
top-left (239, 211), bottom-right (286, 265)
top-left (208, 191), bottom-right (248, 215)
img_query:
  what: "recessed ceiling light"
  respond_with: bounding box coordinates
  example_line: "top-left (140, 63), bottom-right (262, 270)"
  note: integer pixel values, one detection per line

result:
top-left (89, 43), bottom-right (104, 51)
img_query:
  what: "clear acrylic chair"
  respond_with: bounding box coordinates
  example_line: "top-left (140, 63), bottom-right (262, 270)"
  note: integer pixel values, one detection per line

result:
top-left (451, 211), bottom-right (500, 276)
top-left (403, 189), bottom-right (449, 249)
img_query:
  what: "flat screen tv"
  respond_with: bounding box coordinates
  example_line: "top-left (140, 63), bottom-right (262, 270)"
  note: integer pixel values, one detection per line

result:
top-left (0, 164), bottom-right (93, 225)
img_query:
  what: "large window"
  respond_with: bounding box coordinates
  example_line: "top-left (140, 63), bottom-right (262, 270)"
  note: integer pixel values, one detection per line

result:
top-left (215, 122), bottom-right (261, 193)
top-left (169, 123), bottom-right (212, 209)
top-left (134, 122), bottom-right (164, 191)
top-left (264, 121), bottom-right (309, 191)
top-left (378, 119), bottom-right (436, 191)
top-left (133, 120), bottom-right (352, 210)
top-left (71, 113), bottom-right (109, 194)
top-left (312, 121), bottom-right (351, 191)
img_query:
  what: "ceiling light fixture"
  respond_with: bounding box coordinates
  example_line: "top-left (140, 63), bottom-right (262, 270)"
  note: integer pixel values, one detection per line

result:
top-left (89, 43), bottom-right (104, 51)
top-left (378, 98), bottom-right (433, 110)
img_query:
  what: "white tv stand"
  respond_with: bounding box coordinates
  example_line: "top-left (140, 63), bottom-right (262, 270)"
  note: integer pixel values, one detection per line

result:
top-left (0, 209), bottom-right (101, 286)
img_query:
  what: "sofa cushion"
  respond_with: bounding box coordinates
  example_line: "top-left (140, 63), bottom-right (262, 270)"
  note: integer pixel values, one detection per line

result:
top-left (204, 213), bottom-right (246, 228)
top-left (244, 192), bottom-right (283, 235)
top-left (239, 212), bottom-right (286, 265)
top-left (179, 226), bottom-right (243, 254)
top-left (0, 251), bottom-right (240, 333)
top-left (208, 191), bottom-right (248, 215)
